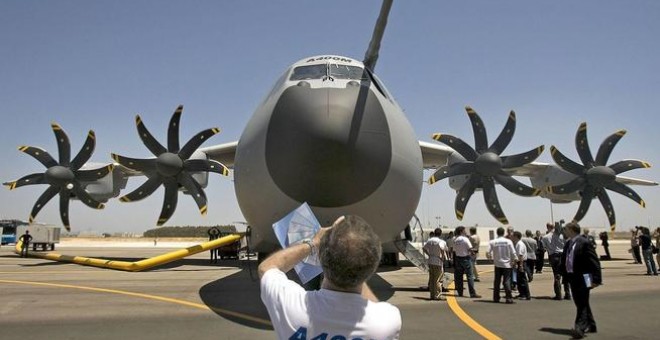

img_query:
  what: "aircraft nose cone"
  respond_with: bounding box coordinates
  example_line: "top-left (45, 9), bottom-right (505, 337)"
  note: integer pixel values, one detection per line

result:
top-left (265, 85), bottom-right (392, 207)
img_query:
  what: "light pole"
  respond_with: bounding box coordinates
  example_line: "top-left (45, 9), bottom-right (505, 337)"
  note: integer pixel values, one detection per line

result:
top-left (435, 216), bottom-right (441, 228)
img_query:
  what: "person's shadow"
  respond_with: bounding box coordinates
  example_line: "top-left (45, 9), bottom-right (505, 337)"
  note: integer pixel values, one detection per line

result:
top-left (538, 327), bottom-right (576, 336)
top-left (198, 265), bottom-right (395, 330)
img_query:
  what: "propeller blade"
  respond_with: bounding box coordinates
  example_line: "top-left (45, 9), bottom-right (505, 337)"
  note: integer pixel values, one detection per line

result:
top-left (75, 164), bottom-right (114, 182)
top-left (70, 131), bottom-right (97, 171)
top-left (549, 146), bottom-right (584, 175)
top-left (488, 110), bottom-right (516, 155)
top-left (178, 172), bottom-right (208, 215)
top-left (51, 123), bottom-right (71, 166)
top-left (465, 106), bottom-right (488, 153)
top-left (4, 173), bottom-right (46, 190)
top-left (179, 127), bottom-right (221, 160)
top-left (29, 186), bottom-right (59, 223)
top-left (501, 146), bottom-right (545, 169)
top-left (605, 181), bottom-right (646, 208)
top-left (595, 129), bottom-right (626, 166)
top-left (575, 122), bottom-right (595, 167)
top-left (119, 176), bottom-right (162, 203)
top-left (431, 134), bottom-right (478, 161)
top-left (428, 163), bottom-right (474, 185)
top-left (157, 180), bottom-right (179, 226)
top-left (572, 187), bottom-right (594, 222)
top-left (135, 115), bottom-right (167, 156)
top-left (454, 175), bottom-right (479, 220)
top-left (482, 178), bottom-right (509, 224)
top-left (609, 160), bottom-right (652, 175)
top-left (18, 146), bottom-right (58, 168)
top-left (596, 190), bottom-right (616, 229)
top-left (59, 189), bottom-right (70, 231)
top-left (111, 153), bottom-right (156, 172)
top-left (168, 105), bottom-right (183, 153)
top-left (71, 183), bottom-right (105, 210)
top-left (494, 174), bottom-right (541, 197)
top-left (184, 159), bottom-right (230, 177)
top-left (547, 176), bottom-right (586, 195)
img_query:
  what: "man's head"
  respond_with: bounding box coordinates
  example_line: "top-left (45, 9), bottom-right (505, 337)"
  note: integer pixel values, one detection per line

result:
top-left (512, 231), bottom-right (522, 242)
top-left (455, 226), bottom-right (466, 236)
top-left (319, 215), bottom-right (382, 290)
top-left (429, 231), bottom-right (435, 238)
top-left (25, 230), bottom-right (29, 234)
top-left (546, 223), bottom-right (554, 232)
top-left (507, 227), bottom-right (514, 236)
top-left (496, 227), bottom-right (505, 237)
top-left (583, 227), bottom-right (590, 235)
top-left (564, 222), bottom-right (581, 239)
top-left (469, 226), bottom-right (477, 235)
top-left (434, 228), bottom-right (442, 237)
top-left (525, 230), bottom-right (533, 237)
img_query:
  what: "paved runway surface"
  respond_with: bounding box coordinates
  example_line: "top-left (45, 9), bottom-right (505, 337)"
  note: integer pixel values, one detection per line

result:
top-left (1, 241), bottom-right (657, 339)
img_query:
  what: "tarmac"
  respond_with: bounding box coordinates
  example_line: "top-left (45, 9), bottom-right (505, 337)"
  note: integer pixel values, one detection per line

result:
top-left (0, 240), bottom-right (658, 340)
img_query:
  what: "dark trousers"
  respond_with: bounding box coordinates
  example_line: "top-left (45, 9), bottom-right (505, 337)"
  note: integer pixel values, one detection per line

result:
top-left (517, 266), bottom-right (530, 298)
top-left (549, 253), bottom-right (571, 298)
top-left (602, 244), bottom-right (611, 259)
top-left (535, 250), bottom-right (545, 272)
top-left (568, 273), bottom-right (596, 332)
top-left (454, 256), bottom-right (476, 296)
top-left (632, 245), bottom-right (642, 263)
top-left (526, 259), bottom-right (536, 282)
top-left (493, 267), bottom-right (513, 301)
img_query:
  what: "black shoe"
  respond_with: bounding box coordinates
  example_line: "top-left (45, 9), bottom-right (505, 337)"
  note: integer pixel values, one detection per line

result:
top-left (505, 299), bottom-right (515, 304)
top-left (493, 299), bottom-right (500, 303)
top-left (552, 296), bottom-right (562, 301)
top-left (474, 278), bottom-right (480, 282)
top-left (564, 295), bottom-right (572, 300)
top-left (470, 294), bottom-right (482, 298)
top-left (571, 328), bottom-right (585, 339)
top-left (585, 326), bottom-right (597, 334)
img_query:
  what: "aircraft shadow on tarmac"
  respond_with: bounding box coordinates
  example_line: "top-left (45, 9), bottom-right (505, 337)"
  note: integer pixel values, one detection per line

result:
top-left (198, 264), bottom-right (395, 330)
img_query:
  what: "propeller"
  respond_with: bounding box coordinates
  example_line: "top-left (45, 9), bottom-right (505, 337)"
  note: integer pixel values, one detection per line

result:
top-left (547, 122), bottom-right (652, 229)
top-left (428, 106), bottom-right (544, 224)
top-left (3, 124), bottom-right (111, 231)
top-left (111, 105), bottom-right (229, 226)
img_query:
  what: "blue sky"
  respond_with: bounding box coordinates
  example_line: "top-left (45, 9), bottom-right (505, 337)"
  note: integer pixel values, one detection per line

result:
top-left (1, 0), bottom-right (658, 234)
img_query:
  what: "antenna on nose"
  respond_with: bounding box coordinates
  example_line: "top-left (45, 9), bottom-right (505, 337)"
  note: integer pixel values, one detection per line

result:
top-left (363, 0), bottom-right (393, 72)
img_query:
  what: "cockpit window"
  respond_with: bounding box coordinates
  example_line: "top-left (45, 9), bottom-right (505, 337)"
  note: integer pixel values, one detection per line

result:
top-left (290, 64), bottom-right (367, 81)
top-left (328, 64), bottom-right (367, 80)
top-left (290, 65), bottom-right (327, 80)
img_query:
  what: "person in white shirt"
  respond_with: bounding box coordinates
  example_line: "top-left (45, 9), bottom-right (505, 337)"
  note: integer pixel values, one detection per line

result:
top-left (512, 231), bottom-right (531, 300)
top-left (423, 228), bottom-right (448, 300)
top-left (487, 227), bottom-right (517, 304)
top-left (259, 215), bottom-right (401, 340)
top-left (521, 230), bottom-right (538, 282)
top-left (453, 226), bottom-right (481, 298)
top-left (541, 221), bottom-right (571, 300)
top-left (469, 226), bottom-right (481, 282)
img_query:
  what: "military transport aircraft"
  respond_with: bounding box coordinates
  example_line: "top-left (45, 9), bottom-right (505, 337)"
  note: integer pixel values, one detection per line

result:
top-left (4, 0), bottom-right (657, 259)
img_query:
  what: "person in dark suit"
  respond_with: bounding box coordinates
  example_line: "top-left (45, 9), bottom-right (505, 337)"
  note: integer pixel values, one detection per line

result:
top-left (560, 222), bottom-right (602, 339)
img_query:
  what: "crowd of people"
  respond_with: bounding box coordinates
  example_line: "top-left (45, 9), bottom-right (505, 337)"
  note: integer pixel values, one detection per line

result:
top-left (257, 215), bottom-right (658, 340)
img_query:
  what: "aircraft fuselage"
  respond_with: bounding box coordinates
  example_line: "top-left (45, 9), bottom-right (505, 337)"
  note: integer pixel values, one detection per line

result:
top-left (233, 56), bottom-right (422, 252)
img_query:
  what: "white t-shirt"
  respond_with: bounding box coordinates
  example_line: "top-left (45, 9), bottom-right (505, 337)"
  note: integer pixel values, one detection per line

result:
top-left (260, 268), bottom-right (401, 340)
top-left (487, 237), bottom-right (517, 268)
top-left (423, 237), bottom-right (447, 266)
top-left (453, 235), bottom-right (473, 257)
top-left (515, 240), bottom-right (528, 261)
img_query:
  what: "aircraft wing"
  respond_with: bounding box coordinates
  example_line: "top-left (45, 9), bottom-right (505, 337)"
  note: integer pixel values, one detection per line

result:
top-left (419, 141), bottom-right (455, 169)
top-left (199, 141), bottom-right (238, 168)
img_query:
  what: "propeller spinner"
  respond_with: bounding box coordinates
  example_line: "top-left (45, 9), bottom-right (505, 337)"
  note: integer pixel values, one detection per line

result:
top-left (428, 106), bottom-right (544, 224)
top-left (3, 124), bottom-right (112, 231)
top-left (547, 122), bottom-right (652, 229)
top-left (111, 105), bottom-right (229, 226)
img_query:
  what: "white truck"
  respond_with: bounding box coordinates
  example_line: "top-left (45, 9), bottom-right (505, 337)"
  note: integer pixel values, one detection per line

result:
top-left (16, 224), bottom-right (60, 251)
